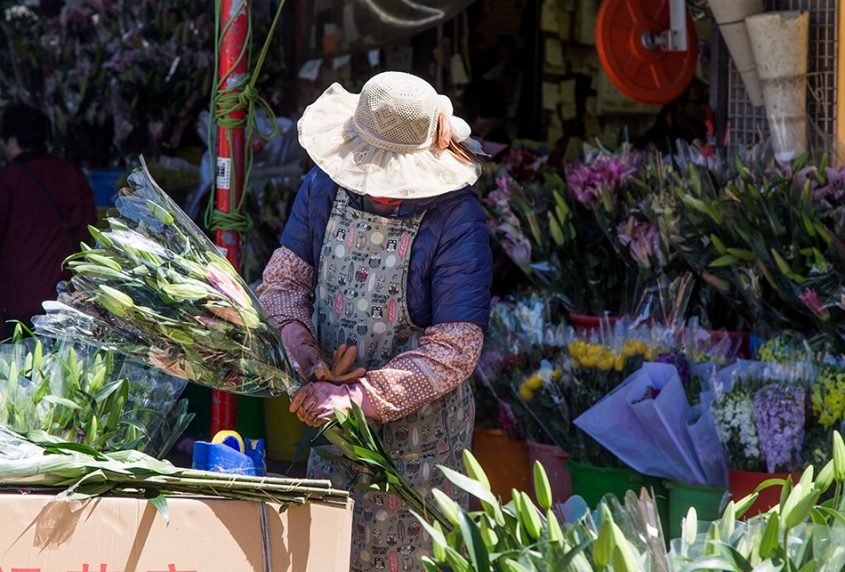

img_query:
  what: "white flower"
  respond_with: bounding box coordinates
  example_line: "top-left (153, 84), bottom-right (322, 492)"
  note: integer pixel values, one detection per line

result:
top-left (4, 5), bottom-right (36, 22)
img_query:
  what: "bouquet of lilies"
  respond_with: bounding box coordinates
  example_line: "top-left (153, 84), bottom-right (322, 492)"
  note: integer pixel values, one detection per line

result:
top-left (34, 159), bottom-right (298, 397)
top-left (0, 326), bottom-right (192, 458)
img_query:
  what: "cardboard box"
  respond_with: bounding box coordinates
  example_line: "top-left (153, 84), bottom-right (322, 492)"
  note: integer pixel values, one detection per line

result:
top-left (0, 493), bottom-right (353, 572)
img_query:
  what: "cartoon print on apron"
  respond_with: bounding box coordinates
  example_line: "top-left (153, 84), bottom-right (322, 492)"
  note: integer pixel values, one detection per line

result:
top-left (307, 190), bottom-right (474, 572)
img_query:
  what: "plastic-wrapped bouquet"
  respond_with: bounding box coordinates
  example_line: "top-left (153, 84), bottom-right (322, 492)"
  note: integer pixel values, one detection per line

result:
top-left (474, 296), bottom-right (567, 439)
top-left (0, 326), bottom-right (192, 458)
top-left (33, 160), bottom-right (298, 397)
top-left (510, 323), bottom-right (648, 466)
top-left (710, 361), bottom-right (813, 473)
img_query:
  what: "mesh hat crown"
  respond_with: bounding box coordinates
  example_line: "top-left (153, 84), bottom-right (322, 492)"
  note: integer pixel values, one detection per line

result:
top-left (297, 71), bottom-right (481, 199)
top-left (352, 72), bottom-right (439, 151)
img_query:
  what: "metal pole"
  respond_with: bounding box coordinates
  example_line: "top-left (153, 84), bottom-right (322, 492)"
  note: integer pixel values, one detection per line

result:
top-left (211, 0), bottom-right (248, 435)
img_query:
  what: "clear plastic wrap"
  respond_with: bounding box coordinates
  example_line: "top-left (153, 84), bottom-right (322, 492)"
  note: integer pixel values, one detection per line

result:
top-left (0, 334), bottom-right (192, 458)
top-left (709, 360), bottom-right (814, 472)
top-left (34, 159), bottom-right (299, 397)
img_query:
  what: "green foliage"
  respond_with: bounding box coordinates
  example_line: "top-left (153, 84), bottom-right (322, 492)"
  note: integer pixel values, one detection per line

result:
top-left (0, 324), bottom-right (192, 458)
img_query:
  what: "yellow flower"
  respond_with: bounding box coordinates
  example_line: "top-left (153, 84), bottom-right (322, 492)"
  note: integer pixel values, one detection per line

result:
top-left (644, 350), bottom-right (653, 361)
top-left (519, 384), bottom-right (534, 401)
top-left (623, 342), bottom-right (639, 358)
top-left (614, 354), bottom-right (626, 372)
top-left (597, 357), bottom-right (614, 371)
top-left (580, 354), bottom-right (598, 368)
top-left (525, 374), bottom-right (544, 390)
top-left (551, 369), bottom-right (562, 381)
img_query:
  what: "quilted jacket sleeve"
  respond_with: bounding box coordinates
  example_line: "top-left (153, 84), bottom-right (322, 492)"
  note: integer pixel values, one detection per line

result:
top-left (429, 192), bottom-right (493, 328)
top-left (280, 169), bottom-right (316, 266)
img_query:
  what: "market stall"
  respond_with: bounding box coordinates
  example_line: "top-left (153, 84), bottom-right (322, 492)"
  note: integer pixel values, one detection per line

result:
top-left (5, 0), bottom-right (845, 570)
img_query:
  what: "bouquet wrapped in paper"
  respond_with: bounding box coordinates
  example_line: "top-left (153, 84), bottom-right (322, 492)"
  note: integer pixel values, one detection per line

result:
top-left (0, 328), bottom-right (192, 458)
top-left (33, 159), bottom-right (298, 397)
top-left (574, 362), bottom-right (728, 485)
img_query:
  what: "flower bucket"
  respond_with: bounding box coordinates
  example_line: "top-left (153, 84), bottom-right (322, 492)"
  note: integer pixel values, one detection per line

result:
top-left (472, 428), bottom-right (531, 501)
top-left (706, 0), bottom-right (764, 106)
top-left (569, 462), bottom-right (668, 516)
top-left (264, 396), bottom-right (308, 462)
top-left (728, 468), bottom-right (799, 518)
top-left (527, 441), bottom-right (571, 504)
top-left (745, 11), bottom-right (809, 162)
top-left (665, 480), bottom-right (727, 540)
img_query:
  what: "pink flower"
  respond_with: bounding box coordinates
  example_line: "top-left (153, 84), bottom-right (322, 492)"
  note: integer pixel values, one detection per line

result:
top-left (565, 150), bottom-right (643, 205)
top-left (207, 262), bottom-right (251, 308)
top-left (502, 235), bottom-right (532, 270)
top-left (148, 349), bottom-right (195, 379)
top-left (617, 218), bottom-right (661, 269)
top-left (206, 303), bottom-right (259, 329)
top-left (799, 289), bottom-right (830, 321)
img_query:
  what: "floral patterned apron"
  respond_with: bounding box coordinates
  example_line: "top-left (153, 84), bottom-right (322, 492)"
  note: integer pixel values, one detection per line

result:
top-left (307, 190), bottom-right (474, 572)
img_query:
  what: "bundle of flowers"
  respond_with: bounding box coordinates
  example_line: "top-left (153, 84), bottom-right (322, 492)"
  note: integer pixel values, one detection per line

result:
top-left (650, 152), bottom-right (845, 344)
top-left (483, 145), bottom-right (653, 316)
top-left (474, 295), bottom-right (568, 439)
top-left (0, 326), bottom-right (192, 458)
top-left (709, 361), bottom-right (813, 473)
top-left (33, 160), bottom-right (297, 397)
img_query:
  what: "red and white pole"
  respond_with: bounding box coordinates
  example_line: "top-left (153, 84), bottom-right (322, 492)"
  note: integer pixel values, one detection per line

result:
top-left (212, 0), bottom-right (249, 435)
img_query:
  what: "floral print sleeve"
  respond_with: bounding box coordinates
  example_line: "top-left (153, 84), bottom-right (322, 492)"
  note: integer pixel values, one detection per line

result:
top-left (360, 322), bottom-right (483, 423)
top-left (256, 246), bottom-right (316, 335)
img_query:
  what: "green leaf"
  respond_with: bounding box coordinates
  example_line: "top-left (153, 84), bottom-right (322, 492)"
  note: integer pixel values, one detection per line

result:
top-left (458, 511), bottom-right (490, 572)
top-left (709, 254), bottom-right (738, 268)
top-left (438, 465), bottom-right (499, 508)
top-left (710, 234), bottom-right (727, 254)
top-left (149, 494), bottom-right (170, 525)
top-left (733, 493), bottom-right (759, 520)
top-left (42, 395), bottom-right (83, 410)
top-left (726, 248), bottom-right (755, 261)
top-left (500, 561), bottom-right (532, 572)
top-left (759, 513), bottom-right (779, 559)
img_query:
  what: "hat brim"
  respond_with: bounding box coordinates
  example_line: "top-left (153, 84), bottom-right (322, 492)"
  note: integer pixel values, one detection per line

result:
top-left (297, 83), bottom-right (481, 199)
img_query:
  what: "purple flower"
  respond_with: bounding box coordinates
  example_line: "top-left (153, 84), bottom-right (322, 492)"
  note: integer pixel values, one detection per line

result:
top-left (617, 218), bottom-right (661, 269)
top-left (753, 384), bottom-right (805, 473)
top-left (631, 385), bottom-right (661, 404)
top-left (502, 235), bottom-right (532, 270)
top-left (657, 351), bottom-right (692, 385)
top-left (564, 150), bottom-right (643, 205)
top-left (799, 289), bottom-right (830, 321)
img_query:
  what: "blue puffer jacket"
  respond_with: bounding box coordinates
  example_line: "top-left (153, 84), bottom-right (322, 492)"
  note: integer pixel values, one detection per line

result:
top-left (281, 167), bottom-right (493, 329)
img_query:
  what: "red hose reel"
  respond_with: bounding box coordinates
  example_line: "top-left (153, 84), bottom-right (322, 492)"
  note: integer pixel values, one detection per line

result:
top-left (596, 0), bottom-right (698, 105)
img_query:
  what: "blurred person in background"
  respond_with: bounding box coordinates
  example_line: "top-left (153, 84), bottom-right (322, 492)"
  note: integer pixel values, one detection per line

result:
top-left (0, 103), bottom-right (96, 338)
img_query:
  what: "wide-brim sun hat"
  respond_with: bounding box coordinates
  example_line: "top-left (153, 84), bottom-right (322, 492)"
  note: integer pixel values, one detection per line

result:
top-left (297, 71), bottom-right (484, 199)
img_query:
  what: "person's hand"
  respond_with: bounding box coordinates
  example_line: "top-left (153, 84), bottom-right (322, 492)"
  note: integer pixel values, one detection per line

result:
top-left (289, 382), bottom-right (380, 426)
top-left (281, 322), bottom-right (330, 382)
top-left (327, 344), bottom-right (367, 383)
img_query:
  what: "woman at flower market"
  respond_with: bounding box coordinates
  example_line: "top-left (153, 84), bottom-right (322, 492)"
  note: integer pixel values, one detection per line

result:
top-left (257, 71), bottom-right (492, 571)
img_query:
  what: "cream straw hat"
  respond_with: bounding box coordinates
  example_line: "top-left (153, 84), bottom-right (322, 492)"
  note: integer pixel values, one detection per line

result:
top-left (297, 71), bottom-right (484, 199)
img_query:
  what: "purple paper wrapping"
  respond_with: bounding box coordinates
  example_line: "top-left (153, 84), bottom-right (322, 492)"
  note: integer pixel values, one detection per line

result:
top-left (687, 403), bottom-right (729, 486)
top-left (575, 362), bottom-right (727, 485)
